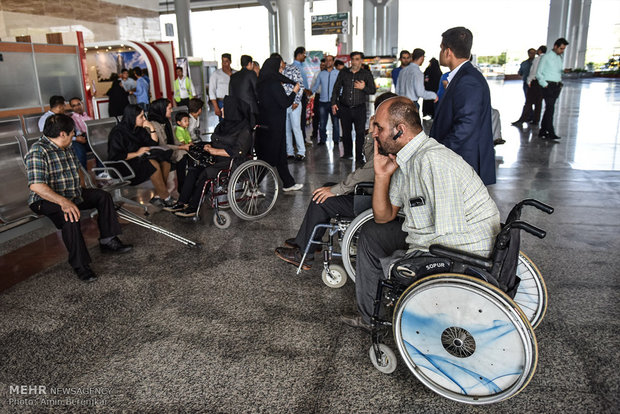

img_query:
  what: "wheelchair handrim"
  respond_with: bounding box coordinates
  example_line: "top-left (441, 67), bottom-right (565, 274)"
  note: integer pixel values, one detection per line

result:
top-left (514, 251), bottom-right (548, 329)
top-left (393, 273), bottom-right (538, 405)
top-left (227, 160), bottom-right (279, 221)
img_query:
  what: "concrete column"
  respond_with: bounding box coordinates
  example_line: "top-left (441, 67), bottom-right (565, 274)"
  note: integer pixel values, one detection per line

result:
top-left (546, 0), bottom-right (569, 51)
top-left (575, 0), bottom-right (591, 69)
top-left (566, 0), bottom-right (591, 69)
top-left (276, 0), bottom-right (305, 63)
top-left (174, 0), bottom-right (193, 57)
top-left (268, 10), bottom-right (279, 55)
top-left (363, 0), bottom-right (398, 56)
top-left (337, 0), bottom-right (353, 55)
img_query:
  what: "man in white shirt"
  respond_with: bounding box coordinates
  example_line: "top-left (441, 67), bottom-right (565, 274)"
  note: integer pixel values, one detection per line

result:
top-left (120, 68), bottom-right (137, 104)
top-left (209, 53), bottom-right (235, 122)
top-left (396, 48), bottom-right (438, 110)
top-left (512, 45), bottom-right (547, 127)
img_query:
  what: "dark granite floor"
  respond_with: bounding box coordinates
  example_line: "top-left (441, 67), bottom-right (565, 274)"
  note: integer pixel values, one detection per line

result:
top-left (0, 79), bottom-right (618, 413)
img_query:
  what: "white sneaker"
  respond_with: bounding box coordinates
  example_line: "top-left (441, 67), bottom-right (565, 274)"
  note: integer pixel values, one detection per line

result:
top-left (283, 183), bottom-right (303, 192)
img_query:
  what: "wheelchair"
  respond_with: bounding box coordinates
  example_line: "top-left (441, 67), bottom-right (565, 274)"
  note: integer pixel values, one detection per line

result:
top-left (364, 199), bottom-right (553, 404)
top-left (186, 145), bottom-right (280, 228)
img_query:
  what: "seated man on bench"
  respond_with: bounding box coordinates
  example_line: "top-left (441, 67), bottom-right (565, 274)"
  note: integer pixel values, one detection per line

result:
top-left (341, 96), bottom-right (501, 330)
top-left (25, 114), bottom-right (133, 283)
top-left (274, 92), bottom-right (397, 270)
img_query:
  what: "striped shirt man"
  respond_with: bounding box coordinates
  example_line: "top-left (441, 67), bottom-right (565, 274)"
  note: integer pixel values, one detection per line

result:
top-left (389, 131), bottom-right (500, 256)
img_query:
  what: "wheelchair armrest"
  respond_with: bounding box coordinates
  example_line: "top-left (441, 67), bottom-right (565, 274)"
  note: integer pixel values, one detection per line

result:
top-left (354, 182), bottom-right (374, 196)
top-left (429, 244), bottom-right (493, 271)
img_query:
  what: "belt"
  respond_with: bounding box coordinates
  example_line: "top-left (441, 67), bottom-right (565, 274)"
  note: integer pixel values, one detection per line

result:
top-left (339, 102), bottom-right (365, 109)
top-left (547, 81), bottom-right (563, 86)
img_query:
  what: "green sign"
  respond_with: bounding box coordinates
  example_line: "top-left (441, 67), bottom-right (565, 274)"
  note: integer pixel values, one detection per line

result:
top-left (311, 12), bottom-right (349, 35)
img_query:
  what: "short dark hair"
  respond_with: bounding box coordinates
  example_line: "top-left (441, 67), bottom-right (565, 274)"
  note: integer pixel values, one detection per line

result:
top-left (441, 27), bottom-right (473, 59)
top-left (412, 48), bottom-right (425, 61)
top-left (294, 47), bottom-right (306, 58)
top-left (121, 68), bottom-right (128, 73)
top-left (49, 95), bottom-right (65, 109)
top-left (350, 51), bottom-right (364, 59)
top-left (175, 66), bottom-right (183, 71)
top-left (69, 97), bottom-right (82, 105)
top-left (374, 92), bottom-right (397, 110)
top-left (222, 53), bottom-right (232, 61)
top-left (175, 111), bottom-right (190, 124)
top-left (387, 98), bottom-right (422, 131)
top-left (334, 60), bottom-right (344, 67)
top-left (240, 55), bottom-right (253, 67)
top-left (270, 52), bottom-right (282, 60)
top-left (554, 38), bottom-right (569, 48)
top-left (538, 45), bottom-right (547, 54)
top-left (320, 58), bottom-right (326, 63)
top-left (133, 67), bottom-right (143, 76)
top-left (188, 98), bottom-right (204, 114)
top-left (43, 114), bottom-right (74, 138)
top-left (399, 50), bottom-right (410, 59)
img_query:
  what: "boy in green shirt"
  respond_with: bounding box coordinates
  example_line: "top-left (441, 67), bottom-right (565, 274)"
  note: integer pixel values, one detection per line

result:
top-left (174, 111), bottom-right (192, 145)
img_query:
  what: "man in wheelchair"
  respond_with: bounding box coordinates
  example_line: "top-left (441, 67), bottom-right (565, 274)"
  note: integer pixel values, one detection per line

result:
top-left (341, 96), bottom-right (501, 331)
top-left (274, 92), bottom-right (397, 270)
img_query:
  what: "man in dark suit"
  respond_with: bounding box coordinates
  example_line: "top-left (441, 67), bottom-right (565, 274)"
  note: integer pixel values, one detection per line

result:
top-left (430, 27), bottom-right (496, 185)
top-left (229, 54), bottom-right (258, 126)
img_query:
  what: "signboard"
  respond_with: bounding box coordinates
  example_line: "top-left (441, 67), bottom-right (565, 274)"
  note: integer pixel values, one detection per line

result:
top-left (311, 13), bottom-right (349, 35)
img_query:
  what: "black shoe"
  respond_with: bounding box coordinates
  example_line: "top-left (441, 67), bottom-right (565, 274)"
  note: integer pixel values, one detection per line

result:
top-left (340, 315), bottom-right (371, 333)
top-left (547, 134), bottom-right (561, 140)
top-left (340, 155), bottom-right (353, 160)
top-left (287, 155), bottom-right (295, 160)
top-left (163, 201), bottom-right (186, 212)
top-left (511, 120), bottom-right (524, 126)
top-left (295, 154), bottom-right (306, 161)
top-left (274, 246), bottom-right (313, 270)
top-left (74, 265), bottom-right (98, 282)
top-left (100, 237), bottom-right (133, 254)
top-left (162, 197), bottom-right (176, 209)
top-left (493, 138), bottom-right (506, 146)
top-left (175, 206), bottom-right (198, 217)
top-left (317, 141), bottom-right (326, 146)
top-left (284, 238), bottom-right (299, 249)
top-left (149, 197), bottom-right (164, 207)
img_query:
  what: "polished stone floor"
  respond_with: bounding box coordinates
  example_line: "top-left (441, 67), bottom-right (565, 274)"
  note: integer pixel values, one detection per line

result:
top-left (0, 79), bottom-right (618, 413)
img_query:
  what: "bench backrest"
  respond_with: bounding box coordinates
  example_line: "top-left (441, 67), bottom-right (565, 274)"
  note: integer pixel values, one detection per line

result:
top-left (0, 117), bottom-right (23, 139)
top-left (22, 113), bottom-right (45, 134)
top-left (0, 135), bottom-right (35, 223)
top-left (85, 117), bottom-right (117, 163)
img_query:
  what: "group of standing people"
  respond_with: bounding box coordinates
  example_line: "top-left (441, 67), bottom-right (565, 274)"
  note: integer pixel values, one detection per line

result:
top-left (106, 67), bottom-right (151, 117)
top-left (512, 38), bottom-right (569, 140)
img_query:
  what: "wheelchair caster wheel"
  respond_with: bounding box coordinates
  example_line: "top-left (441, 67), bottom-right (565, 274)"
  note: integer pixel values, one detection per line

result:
top-left (213, 211), bottom-right (231, 229)
top-left (369, 343), bottom-right (397, 374)
top-left (321, 264), bottom-right (347, 288)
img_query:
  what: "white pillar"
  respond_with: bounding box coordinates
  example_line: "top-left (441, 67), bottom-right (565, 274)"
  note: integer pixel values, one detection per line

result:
top-left (363, 0), bottom-right (398, 56)
top-left (276, 0), bottom-right (305, 63)
top-left (572, 0), bottom-right (591, 69)
top-left (363, 0), bottom-right (376, 56)
top-left (337, 0), bottom-right (353, 55)
top-left (174, 0), bottom-right (193, 57)
top-left (268, 10), bottom-right (279, 55)
top-left (546, 0), bottom-right (569, 51)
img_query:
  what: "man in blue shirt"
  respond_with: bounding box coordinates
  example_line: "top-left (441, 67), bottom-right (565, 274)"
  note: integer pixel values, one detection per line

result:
top-left (293, 47), bottom-right (311, 141)
top-left (518, 48), bottom-right (536, 98)
top-left (133, 67), bottom-right (150, 113)
top-left (536, 38), bottom-right (569, 140)
top-left (312, 55), bottom-right (340, 146)
top-left (391, 50), bottom-right (411, 88)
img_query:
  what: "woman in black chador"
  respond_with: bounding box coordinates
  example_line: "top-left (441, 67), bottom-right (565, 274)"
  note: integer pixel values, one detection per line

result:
top-left (423, 58), bottom-right (443, 119)
top-left (255, 55), bottom-right (303, 192)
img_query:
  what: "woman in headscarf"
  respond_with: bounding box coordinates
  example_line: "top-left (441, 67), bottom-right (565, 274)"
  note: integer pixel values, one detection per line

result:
top-left (107, 104), bottom-right (175, 208)
top-left (148, 98), bottom-right (191, 189)
top-left (172, 95), bottom-right (253, 217)
top-left (255, 55), bottom-right (303, 192)
top-left (423, 58), bottom-right (443, 119)
top-left (106, 73), bottom-right (129, 117)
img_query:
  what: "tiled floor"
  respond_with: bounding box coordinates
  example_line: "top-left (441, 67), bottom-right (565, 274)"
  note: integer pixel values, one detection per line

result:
top-left (0, 78), bottom-right (618, 412)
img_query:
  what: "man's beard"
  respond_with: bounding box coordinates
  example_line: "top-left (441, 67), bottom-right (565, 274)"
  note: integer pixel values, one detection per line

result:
top-left (375, 137), bottom-right (389, 156)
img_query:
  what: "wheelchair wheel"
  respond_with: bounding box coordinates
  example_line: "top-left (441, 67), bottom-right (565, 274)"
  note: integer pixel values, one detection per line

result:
top-left (513, 252), bottom-right (548, 329)
top-left (321, 264), bottom-right (347, 288)
top-left (213, 211), bottom-right (231, 229)
top-left (369, 343), bottom-right (397, 374)
top-left (228, 160), bottom-right (279, 221)
top-left (393, 274), bottom-right (537, 405)
top-left (341, 208), bottom-right (405, 282)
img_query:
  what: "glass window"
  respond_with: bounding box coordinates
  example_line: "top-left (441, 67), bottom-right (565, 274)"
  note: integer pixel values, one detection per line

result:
top-left (0, 53), bottom-right (40, 109)
top-left (35, 53), bottom-right (83, 103)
